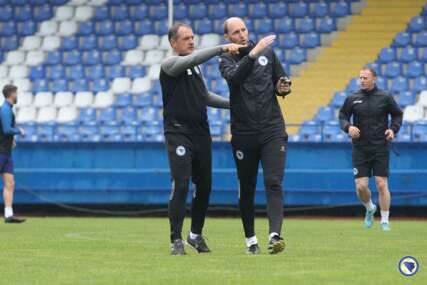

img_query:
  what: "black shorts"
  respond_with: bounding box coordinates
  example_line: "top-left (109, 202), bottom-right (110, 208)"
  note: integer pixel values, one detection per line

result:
top-left (352, 146), bottom-right (389, 178)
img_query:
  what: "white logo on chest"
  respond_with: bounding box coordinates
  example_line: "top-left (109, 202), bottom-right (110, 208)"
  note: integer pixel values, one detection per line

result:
top-left (353, 100), bottom-right (363, 104)
top-left (258, 56), bottom-right (268, 66)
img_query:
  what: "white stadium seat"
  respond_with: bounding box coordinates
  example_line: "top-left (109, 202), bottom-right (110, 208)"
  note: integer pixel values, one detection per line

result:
top-left (34, 92), bottom-right (54, 108)
top-left (93, 91), bottom-right (114, 108)
top-left (74, 91), bottom-right (94, 108)
top-left (55, 6), bottom-right (75, 21)
top-left (12, 79), bottom-right (31, 92)
top-left (199, 34), bottom-right (221, 48)
top-left (403, 105), bottom-right (424, 122)
top-left (16, 92), bottom-right (33, 108)
top-left (416, 91), bottom-right (427, 107)
top-left (58, 21), bottom-right (78, 37)
top-left (159, 35), bottom-right (170, 50)
top-left (88, 0), bottom-right (108, 5)
top-left (26, 51), bottom-right (45, 66)
top-left (38, 21), bottom-right (59, 36)
top-left (0, 79), bottom-right (11, 89)
top-left (69, 0), bottom-right (88, 5)
top-left (147, 64), bottom-right (161, 80)
top-left (37, 107), bottom-right (57, 123)
top-left (21, 36), bottom-right (41, 51)
top-left (131, 77), bottom-right (151, 93)
top-left (16, 106), bottom-right (37, 123)
top-left (54, 92), bottom-right (74, 107)
top-left (111, 77), bottom-right (132, 94)
top-left (123, 50), bottom-right (144, 65)
top-left (42, 36), bottom-right (61, 51)
top-left (139, 35), bottom-right (160, 50)
top-left (0, 66), bottom-right (8, 78)
top-left (57, 106), bottom-right (78, 123)
top-left (75, 6), bottom-right (93, 21)
top-left (8, 65), bottom-right (28, 79)
top-left (144, 50), bottom-right (164, 65)
top-left (5, 51), bottom-right (26, 65)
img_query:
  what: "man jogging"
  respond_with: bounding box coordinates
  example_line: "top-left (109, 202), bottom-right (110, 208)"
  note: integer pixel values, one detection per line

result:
top-left (339, 67), bottom-right (403, 231)
top-left (219, 17), bottom-right (291, 254)
top-left (160, 22), bottom-right (243, 255)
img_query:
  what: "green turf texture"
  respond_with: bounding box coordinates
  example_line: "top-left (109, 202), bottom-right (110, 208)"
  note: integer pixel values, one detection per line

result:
top-left (0, 217), bottom-right (425, 285)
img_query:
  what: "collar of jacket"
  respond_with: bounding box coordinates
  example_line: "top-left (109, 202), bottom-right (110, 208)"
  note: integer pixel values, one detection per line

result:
top-left (361, 85), bottom-right (378, 96)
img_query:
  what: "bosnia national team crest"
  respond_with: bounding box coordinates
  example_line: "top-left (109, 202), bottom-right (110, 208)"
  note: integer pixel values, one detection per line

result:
top-left (258, 55), bottom-right (268, 66)
top-left (353, 168), bottom-right (358, 175)
top-left (236, 150), bottom-right (244, 160)
top-left (398, 256), bottom-right (419, 277)
top-left (176, 146), bottom-right (186, 156)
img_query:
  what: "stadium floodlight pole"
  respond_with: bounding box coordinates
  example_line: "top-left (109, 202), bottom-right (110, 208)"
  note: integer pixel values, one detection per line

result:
top-left (168, 0), bottom-right (173, 28)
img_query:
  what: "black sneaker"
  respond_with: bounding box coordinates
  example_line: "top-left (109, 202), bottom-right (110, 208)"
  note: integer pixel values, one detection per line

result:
top-left (4, 216), bottom-right (26, 224)
top-left (268, 235), bottom-right (285, 254)
top-left (186, 234), bottom-right (211, 253)
top-left (246, 244), bottom-right (261, 254)
top-left (171, 239), bottom-right (186, 255)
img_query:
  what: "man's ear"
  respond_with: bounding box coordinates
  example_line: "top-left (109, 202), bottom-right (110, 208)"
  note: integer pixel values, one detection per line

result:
top-left (224, 34), bottom-right (229, 41)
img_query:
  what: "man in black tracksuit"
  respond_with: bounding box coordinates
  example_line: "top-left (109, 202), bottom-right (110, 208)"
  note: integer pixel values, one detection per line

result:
top-left (219, 17), bottom-right (291, 254)
top-left (339, 67), bottom-right (402, 231)
top-left (160, 22), bottom-right (243, 255)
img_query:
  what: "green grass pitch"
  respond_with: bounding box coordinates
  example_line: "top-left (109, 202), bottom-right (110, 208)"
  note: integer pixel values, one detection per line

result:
top-left (0, 217), bottom-right (425, 285)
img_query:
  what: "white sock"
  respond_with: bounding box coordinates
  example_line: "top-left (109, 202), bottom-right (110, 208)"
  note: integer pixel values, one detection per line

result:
top-left (363, 199), bottom-right (375, 211)
top-left (4, 207), bottom-right (13, 218)
top-left (189, 231), bottom-right (199, 240)
top-left (269, 232), bottom-right (279, 241)
top-left (245, 235), bottom-right (258, 247)
top-left (381, 211), bottom-right (390, 224)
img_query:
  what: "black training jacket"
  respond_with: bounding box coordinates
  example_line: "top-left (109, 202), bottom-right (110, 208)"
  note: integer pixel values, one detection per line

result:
top-left (219, 47), bottom-right (287, 137)
top-left (339, 86), bottom-right (403, 147)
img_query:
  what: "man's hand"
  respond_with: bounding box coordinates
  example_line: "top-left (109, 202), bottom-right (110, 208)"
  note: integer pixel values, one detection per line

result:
top-left (249, 35), bottom-right (276, 58)
top-left (222, 43), bottom-right (247, 55)
top-left (277, 76), bottom-right (291, 97)
top-left (385, 129), bottom-right (395, 141)
top-left (19, 127), bottom-right (25, 136)
top-left (12, 139), bottom-right (16, 149)
top-left (348, 126), bottom-right (360, 139)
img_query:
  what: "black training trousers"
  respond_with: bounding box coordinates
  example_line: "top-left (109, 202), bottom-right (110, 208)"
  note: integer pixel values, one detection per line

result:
top-left (231, 133), bottom-right (287, 238)
top-left (165, 133), bottom-right (212, 242)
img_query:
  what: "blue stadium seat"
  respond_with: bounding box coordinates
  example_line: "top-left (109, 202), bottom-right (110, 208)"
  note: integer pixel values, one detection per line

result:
top-left (139, 107), bottom-right (158, 122)
top-left (50, 0), bottom-right (67, 5)
top-left (76, 21), bottom-right (94, 36)
top-left (129, 5), bottom-right (148, 20)
top-left (194, 19), bottom-right (213, 34)
top-left (155, 20), bottom-right (168, 35)
top-left (79, 108), bottom-right (97, 125)
top-left (289, 2), bottom-right (308, 18)
top-left (322, 121), bottom-right (341, 142)
top-left (134, 92), bottom-right (152, 107)
top-left (79, 125), bottom-right (100, 142)
top-left (63, 51), bottom-right (81, 66)
top-left (393, 32), bottom-right (411, 47)
top-left (149, 4), bottom-right (168, 20)
top-left (93, 6), bottom-right (109, 21)
top-left (134, 20), bottom-right (154, 35)
top-left (66, 65), bottom-right (84, 80)
top-left (275, 18), bottom-right (294, 33)
top-left (330, 91), bottom-right (347, 108)
top-left (127, 65), bottom-right (146, 78)
top-left (383, 62), bottom-right (402, 78)
top-left (55, 125), bottom-right (79, 142)
top-left (413, 76), bottom-right (427, 93)
top-left (115, 20), bottom-right (133, 36)
top-left (228, 4), bottom-right (247, 18)
top-left (0, 22), bottom-right (16, 36)
top-left (407, 16), bottom-right (425, 33)
top-left (390, 76), bottom-right (408, 94)
top-left (29, 66), bottom-right (46, 80)
top-left (47, 65), bottom-right (65, 80)
top-left (414, 31), bottom-right (427, 47)
top-left (205, 64), bottom-right (221, 80)
top-left (378, 47), bottom-right (396, 63)
top-left (316, 16), bottom-right (336, 33)
top-left (18, 124), bottom-right (37, 142)
top-left (399, 47), bottom-right (417, 63)
top-left (268, 2), bottom-right (287, 18)
top-left (82, 50), bottom-right (102, 65)
top-left (14, 6), bottom-right (32, 22)
top-left (45, 51), bottom-right (62, 65)
top-left (406, 62), bottom-right (424, 78)
top-left (295, 17), bottom-right (314, 33)
top-left (300, 120), bottom-right (319, 138)
top-left (189, 4), bottom-right (208, 20)
top-left (254, 19), bottom-right (273, 34)
top-left (60, 36), bottom-right (78, 51)
top-left (118, 35), bottom-right (138, 50)
top-left (397, 91), bottom-right (416, 107)
top-left (278, 33), bottom-right (298, 49)
top-left (79, 35), bottom-right (97, 51)
top-left (0, 7), bottom-right (13, 21)
top-left (0, 36), bottom-right (19, 51)
top-left (420, 47), bottom-right (427, 62)
top-left (114, 93), bottom-right (132, 107)
top-left (141, 120), bottom-right (162, 138)
top-left (37, 125), bottom-right (55, 142)
top-left (210, 121), bottom-right (224, 137)
top-left (98, 107), bottom-right (117, 125)
top-left (98, 35), bottom-right (117, 50)
top-left (310, 2), bottom-right (328, 17)
top-left (249, 3), bottom-right (268, 18)
top-left (287, 47), bottom-right (306, 64)
top-left (375, 76), bottom-right (388, 90)
top-left (120, 107), bottom-right (139, 126)
top-left (105, 65), bottom-right (125, 79)
top-left (92, 79), bottom-right (109, 92)
top-left (17, 21), bottom-right (37, 36)
top-left (102, 50), bottom-right (122, 65)
top-left (69, 79), bottom-right (89, 92)
top-left (110, 5), bottom-right (128, 21)
top-left (85, 65), bottom-right (104, 81)
top-left (211, 79), bottom-right (228, 95)
top-left (100, 126), bottom-right (121, 141)
top-left (412, 122), bottom-right (427, 142)
top-left (301, 32), bottom-right (320, 48)
top-left (346, 78), bottom-right (359, 92)
top-left (51, 79), bottom-right (68, 92)
top-left (32, 79), bottom-right (49, 92)
top-left (315, 106), bottom-right (334, 122)
top-left (96, 20), bottom-right (114, 36)
top-left (365, 62), bottom-right (381, 76)
top-left (208, 4), bottom-right (227, 20)
top-left (330, 1), bottom-right (349, 17)
top-left (33, 5), bottom-right (53, 21)
top-left (121, 126), bottom-right (137, 141)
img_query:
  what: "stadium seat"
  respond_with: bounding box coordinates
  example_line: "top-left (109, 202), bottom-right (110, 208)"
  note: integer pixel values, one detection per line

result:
top-left (139, 35), bottom-right (160, 50)
top-left (5, 51), bottom-right (25, 65)
top-left (74, 91), bottom-right (94, 108)
top-left (289, 2), bottom-right (308, 18)
top-left (412, 121), bottom-right (427, 142)
top-left (301, 32), bottom-right (320, 48)
top-left (9, 65), bottom-right (28, 79)
top-left (102, 50), bottom-right (122, 65)
top-left (121, 125), bottom-right (137, 141)
top-left (330, 1), bottom-right (350, 17)
top-left (403, 105), bottom-right (424, 122)
top-left (66, 65), bottom-right (84, 80)
top-left (54, 91), bottom-right (74, 107)
top-left (98, 35), bottom-right (117, 51)
top-left (227, 4), bottom-right (247, 18)
top-left (123, 50), bottom-right (144, 66)
top-left (110, 5), bottom-right (129, 21)
top-left (98, 107), bottom-right (117, 125)
top-left (310, 2), bottom-right (328, 17)
top-left (209, 3), bottom-right (227, 19)
top-left (383, 62), bottom-right (402, 78)
top-left (112, 77), bottom-right (132, 94)
top-left (115, 20), bottom-right (133, 36)
top-left (16, 92), bottom-right (33, 108)
top-left (407, 16), bottom-right (425, 33)
top-left (134, 20), bottom-right (154, 35)
top-left (106, 63), bottom-right (126, 79)
top-left (58, 21), bottom-right (78, 37)
top-left (56, 106), bottom-right (78, 124)
top-left (34, 92), bottom-right (54, 108)
top-left (414, 31), bottom-right (427, 47)
top-left (275, 18), bottom-right (294, 33)
top-left (75, 6), bottom-right (93, 22)
top-left (278, 33), bottom-right (299, 49)
top-left (36, 107), bottom-right (57, 123)
top-left (76, 21), bottom-right (94, 36)
top-left (413, 76), bottom-right (427, 93)
top-left (38, 21), bottom-right (58, 36)
top-left (37, 124), bottom-right (55, 141)
top-left (249, 3), bottom-right (268, 19)
top-left (120, 106), bottom-right (139, 126)
top-left (378, 48), bottom-right (396, 63)
top-left (390, 76), bottom-right (408, 94)
top-left (118, 35), bottom-right (138, 51)
top-left (393, 32), bottom-right (411, 47)
top-left (406, 62), bottom-right (424, 78)
top-left (16, 106), bottom-right (37, 123)
top-left (287, 47), bottom-right (307, 64)
top-left (93, 92), bottom-right (114, 108)
top-left (82, 50), bottom-right (102, 65)
top-left (55, 124), bottom-right (79, 142)
top-left (295, 17), bottom-right (314, 33)
top-left (399, 47), bottom-right (417, 63)
top-left (21, 36), bottom-right (42, 51)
